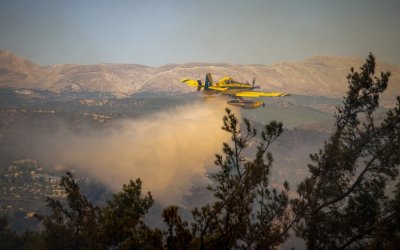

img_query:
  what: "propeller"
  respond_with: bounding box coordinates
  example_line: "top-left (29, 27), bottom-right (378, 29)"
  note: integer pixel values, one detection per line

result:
top-left (197, 80), bottom-right (202, 91)
top-left (251, 77), bottom-right (260, 89)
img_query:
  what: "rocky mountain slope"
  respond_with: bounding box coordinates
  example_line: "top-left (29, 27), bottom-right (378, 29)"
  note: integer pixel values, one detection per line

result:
top-left (1, 50), bottom-right (399, 104)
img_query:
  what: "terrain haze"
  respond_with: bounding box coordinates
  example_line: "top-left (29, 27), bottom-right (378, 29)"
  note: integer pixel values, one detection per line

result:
top-left (1, 2), bottom-right (399, 245)
top-left (1, 50), bottom-right (398, 238)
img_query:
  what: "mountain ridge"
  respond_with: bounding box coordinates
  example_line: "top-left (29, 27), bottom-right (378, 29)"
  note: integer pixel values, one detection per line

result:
top-left (0, 50), bottom-right (399, 104)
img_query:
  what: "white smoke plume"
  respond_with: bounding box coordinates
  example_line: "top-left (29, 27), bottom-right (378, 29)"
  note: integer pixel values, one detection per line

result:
top-left (35, 99), bottom-right (233, 205)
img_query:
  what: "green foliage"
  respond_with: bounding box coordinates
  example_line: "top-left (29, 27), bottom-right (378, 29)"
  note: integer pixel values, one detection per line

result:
top-left (101, 178), bottom-right (162, 249)
top-left (292, 53), bottom-right (400, 249)
top-left (34, 172), bottom-right (162, 249)
top-left (162, 205), bottom-right (192, 249)
top-left (162, 108), bottom-right (292, 249)
top-left (0, 215), bottom-right (43, 250)
top-left (36, 172), bottom-right (102, 249)
top-left (0, 215), bottom-right (22, 250)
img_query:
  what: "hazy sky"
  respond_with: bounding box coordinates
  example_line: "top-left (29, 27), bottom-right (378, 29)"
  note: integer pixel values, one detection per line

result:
top-left (0, 0), bottom-right (399, 66)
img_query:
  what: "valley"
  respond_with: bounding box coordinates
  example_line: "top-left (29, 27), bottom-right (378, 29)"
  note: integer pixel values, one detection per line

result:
top-left (0, 87), bottom-right (342, 231)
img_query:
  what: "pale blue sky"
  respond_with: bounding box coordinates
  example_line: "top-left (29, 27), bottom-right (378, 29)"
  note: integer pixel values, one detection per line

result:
top-left (0, 0), bottom-right (399, 66)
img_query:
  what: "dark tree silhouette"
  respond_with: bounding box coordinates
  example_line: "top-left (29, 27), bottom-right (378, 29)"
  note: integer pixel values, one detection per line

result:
top-left (36, 173), bottom-right (162, 249)
top-left (101, 178), bottom-right (162, 249)
top-left (36, 172), bottom-right (102, 249)
top-left (292, 53), bottom-right (400, 249)
top-left (162, 109), bottom-right (292, 249)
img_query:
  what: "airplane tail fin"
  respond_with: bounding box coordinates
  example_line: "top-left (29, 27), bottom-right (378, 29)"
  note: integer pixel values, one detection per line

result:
top-left (205, 73), bottom-right (213, 90)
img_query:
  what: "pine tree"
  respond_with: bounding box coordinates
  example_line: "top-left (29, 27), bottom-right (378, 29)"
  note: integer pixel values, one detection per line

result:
top-left (101, 178), bottom-right (162, 249)
top-left (36, 173), bottom-right (163, 249)
top-left (292, 53), bottom-right (400, 249)
top-left (36, 172), bottom-right (102, 249)
top-left (163, 109), bottom-right (292, 249)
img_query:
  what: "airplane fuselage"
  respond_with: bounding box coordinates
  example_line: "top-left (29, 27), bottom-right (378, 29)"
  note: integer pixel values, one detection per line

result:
top-left (181, 73), bottom-right (288, 109)
top-left (215, 77), bottom-right (256, 95)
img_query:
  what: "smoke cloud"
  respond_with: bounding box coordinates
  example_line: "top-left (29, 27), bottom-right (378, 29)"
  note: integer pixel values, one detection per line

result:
top-left (34, 100), bottom-right (232, 205)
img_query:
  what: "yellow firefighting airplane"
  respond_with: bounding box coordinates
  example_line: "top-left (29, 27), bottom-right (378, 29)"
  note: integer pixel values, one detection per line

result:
top-left (181, 73), bottom-right (289, 109)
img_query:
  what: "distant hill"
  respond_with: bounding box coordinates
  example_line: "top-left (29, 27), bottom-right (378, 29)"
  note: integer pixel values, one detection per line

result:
top-left (0, 50), bottom-right (399, 105)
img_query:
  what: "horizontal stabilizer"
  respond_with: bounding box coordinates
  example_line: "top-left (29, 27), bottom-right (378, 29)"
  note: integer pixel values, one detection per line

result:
top-left (181, 79), bottom-right (199, 87)
top-left (235, 91), bottom-right (289, 97)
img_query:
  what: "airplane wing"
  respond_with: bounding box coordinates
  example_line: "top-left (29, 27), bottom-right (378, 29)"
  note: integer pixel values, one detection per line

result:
top-left (235, 91), bottom-right (290, 97)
